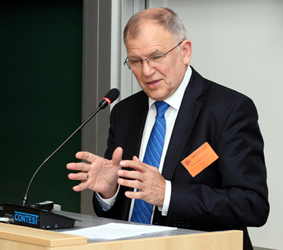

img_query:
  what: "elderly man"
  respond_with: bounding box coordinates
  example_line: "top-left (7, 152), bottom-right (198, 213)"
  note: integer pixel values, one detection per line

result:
top-left (67, 8), bottom-right (269, 250)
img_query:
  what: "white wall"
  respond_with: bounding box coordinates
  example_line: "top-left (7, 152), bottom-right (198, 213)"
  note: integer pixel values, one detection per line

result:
top-left (147, 1), bottom-right (282, 249)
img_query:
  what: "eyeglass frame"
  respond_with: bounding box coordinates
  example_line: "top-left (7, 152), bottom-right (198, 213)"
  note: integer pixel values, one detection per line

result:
top-left (123, 40), bottom-right (184, 70)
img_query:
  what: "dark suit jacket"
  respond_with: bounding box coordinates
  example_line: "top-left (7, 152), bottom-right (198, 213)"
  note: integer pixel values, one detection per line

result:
top-left (93, 67), bottom-right (269, 250)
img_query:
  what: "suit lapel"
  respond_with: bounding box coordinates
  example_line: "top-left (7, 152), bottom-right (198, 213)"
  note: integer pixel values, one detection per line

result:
top-left (162, 68), bottom-right (204, 180)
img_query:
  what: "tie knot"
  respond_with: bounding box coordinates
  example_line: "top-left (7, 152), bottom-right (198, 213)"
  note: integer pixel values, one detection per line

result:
top-left (155, 101), bottom-right (169, 117)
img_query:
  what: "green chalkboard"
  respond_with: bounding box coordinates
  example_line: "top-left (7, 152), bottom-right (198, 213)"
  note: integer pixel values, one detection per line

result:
top-left (0, 0), bottom-right (83, 212)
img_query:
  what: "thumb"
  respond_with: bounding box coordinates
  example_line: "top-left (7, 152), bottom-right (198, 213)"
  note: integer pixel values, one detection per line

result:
top-left (132, 156), bottom-right (140, 162)
top-left (112, 147), bottom-right (123, 166)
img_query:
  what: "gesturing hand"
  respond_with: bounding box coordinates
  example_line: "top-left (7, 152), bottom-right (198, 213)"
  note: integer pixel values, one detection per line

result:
top-left (67, 147), bottom-right (123, 199)
top-left (117, 156), bottom-right (166, 207)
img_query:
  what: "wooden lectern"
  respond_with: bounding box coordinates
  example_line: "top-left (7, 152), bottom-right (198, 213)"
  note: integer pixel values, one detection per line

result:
top-left (0, 211), bottom-right (243, 250)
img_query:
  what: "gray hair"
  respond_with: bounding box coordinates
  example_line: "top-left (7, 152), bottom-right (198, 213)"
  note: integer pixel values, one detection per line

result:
top-left (123, 8), bottom-right (187, 44)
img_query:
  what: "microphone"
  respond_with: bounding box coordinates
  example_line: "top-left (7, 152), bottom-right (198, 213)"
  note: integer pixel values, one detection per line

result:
top-left (0, 88), bottom-right (119, 229)
top-left (21, 88), bottom-right (120, 207)
top-left (99, 88), bottom-right (120, 109)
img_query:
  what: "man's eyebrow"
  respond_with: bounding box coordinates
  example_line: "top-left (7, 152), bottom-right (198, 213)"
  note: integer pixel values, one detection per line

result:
top-left (128, 49), bottom-right (163, 60)
top-left (127, 55), bottom-right (141, 60)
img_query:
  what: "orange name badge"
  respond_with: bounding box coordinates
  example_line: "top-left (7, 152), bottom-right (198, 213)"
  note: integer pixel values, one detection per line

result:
top-left (181, 142), bottom-right (219, 177)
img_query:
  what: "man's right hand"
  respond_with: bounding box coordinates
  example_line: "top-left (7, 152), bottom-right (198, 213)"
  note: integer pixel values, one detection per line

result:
top-left (66, 147), bottom-right (123, 199)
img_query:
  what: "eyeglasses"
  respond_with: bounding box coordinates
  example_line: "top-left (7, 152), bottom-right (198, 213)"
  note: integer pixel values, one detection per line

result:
top-left (124, 40), bottom-right (184, 71)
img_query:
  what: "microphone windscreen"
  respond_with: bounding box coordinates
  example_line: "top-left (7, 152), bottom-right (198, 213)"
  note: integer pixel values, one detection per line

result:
top-left (105, 88), bottom-right (120, 104)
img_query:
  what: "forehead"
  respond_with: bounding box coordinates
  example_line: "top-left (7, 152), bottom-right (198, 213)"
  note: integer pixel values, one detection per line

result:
top-left (125, 22), bottom-right (175, 57)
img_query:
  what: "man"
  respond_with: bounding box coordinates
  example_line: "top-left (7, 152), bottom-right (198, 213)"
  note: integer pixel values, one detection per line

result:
top-left (67, 8), bottom-right (269, 250)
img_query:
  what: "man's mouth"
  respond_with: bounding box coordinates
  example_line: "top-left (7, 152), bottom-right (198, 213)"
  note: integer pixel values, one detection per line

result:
top-left (146, 79), bottom-right (160, 85)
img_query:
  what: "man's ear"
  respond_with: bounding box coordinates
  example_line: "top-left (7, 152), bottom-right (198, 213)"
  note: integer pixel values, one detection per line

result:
top-left (182, 39), bottom-right (192, 65)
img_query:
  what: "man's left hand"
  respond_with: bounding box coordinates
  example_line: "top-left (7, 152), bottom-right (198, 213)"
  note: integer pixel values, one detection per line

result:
top-left (117, 156), bottom-right (166, 207)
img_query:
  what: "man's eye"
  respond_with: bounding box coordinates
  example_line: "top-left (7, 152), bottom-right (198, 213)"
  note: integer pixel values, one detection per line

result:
top-left (129, 60), bottom-right (140, 65)
top-left (150, 54), bottom-right (164, 61)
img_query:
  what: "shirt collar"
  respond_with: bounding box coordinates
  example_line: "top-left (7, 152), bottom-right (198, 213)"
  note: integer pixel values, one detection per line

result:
top-left (148, 66), bottom-right (192, 110)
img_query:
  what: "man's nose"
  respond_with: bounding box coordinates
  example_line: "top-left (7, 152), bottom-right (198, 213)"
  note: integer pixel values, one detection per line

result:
top-left (142, 59), bottom-right (155, 76)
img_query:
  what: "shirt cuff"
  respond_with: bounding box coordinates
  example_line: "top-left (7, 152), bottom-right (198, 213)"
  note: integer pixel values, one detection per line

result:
top-left (95, 185), bottom-right (120, 211)
top-left (158, 180), bottom-right (171, 216)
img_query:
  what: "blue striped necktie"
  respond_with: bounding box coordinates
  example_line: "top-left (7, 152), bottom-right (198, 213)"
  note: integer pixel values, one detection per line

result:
top-left (131, 101), bottom-right (169, 224)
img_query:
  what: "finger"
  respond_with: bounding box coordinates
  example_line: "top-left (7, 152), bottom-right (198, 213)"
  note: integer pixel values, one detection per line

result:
top-left (68, 172), bottom-right (88, 181)
top-left (117, 169), bottom-right (143, 182)
top-left (75, 151), bottom-right (98, 163)
top-left (132, 156), bottom-right (140, 162)
top-left (120, 158), bottom-right (146, 172)
top-left (124, 190), bottom-right (143, 200)
top-left (66, 162), bottom-right (90, 172)
top-left (117, 177), bottom-right (141, 190)
top-left (112, 147), bottom-right (123, 166)
top-left (72, 181), bottom-right (88, 192)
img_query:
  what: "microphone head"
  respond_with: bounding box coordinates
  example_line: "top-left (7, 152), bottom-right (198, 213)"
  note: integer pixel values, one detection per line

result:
top-left (99, 88), bottom-right (120, 109)
top-left (105, 88), bottom-right (120, 104)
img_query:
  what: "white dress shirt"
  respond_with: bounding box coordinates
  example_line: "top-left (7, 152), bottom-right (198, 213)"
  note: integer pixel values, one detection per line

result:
top-left (96, 66), bottom-right (192, 223)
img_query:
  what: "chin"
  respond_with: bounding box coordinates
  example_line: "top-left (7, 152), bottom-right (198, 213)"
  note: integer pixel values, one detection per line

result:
top-left (143, 88), bottom-right (169, 101)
